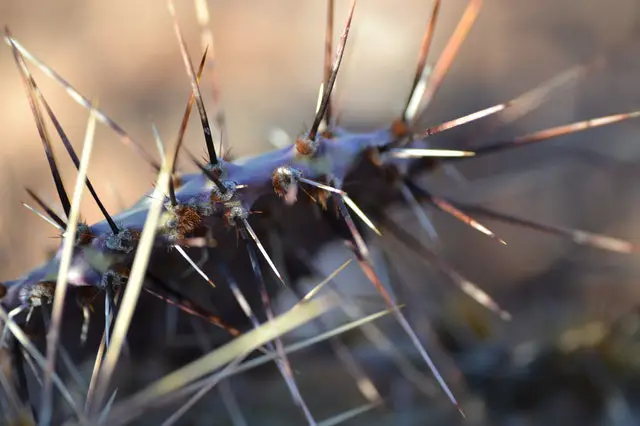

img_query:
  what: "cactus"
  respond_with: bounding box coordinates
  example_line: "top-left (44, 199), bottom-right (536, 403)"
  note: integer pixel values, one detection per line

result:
top-left (0, 1), bottom-right (639, 425)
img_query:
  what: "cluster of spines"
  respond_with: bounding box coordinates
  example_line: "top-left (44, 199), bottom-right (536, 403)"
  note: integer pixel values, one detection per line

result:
top-left (0, 0), bottom-right (638, 424)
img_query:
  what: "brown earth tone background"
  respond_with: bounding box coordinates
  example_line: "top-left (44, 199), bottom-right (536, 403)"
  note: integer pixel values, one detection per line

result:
top-left (2, 1), bottom-right (640, 424)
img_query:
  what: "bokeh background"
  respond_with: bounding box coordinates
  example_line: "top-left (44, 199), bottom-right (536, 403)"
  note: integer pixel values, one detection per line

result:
top-left (2, 0), bottom-right (640, 424)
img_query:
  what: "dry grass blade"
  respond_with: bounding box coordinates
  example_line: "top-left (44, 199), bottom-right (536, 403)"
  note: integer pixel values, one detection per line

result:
top-left (101, 306), bottom-right (394, 425)
top-left (88, 132), bottom-right (175, 417)
top-left (40, 102), bottom-right (98, 426)
top-left (221, 306), bottom-right (398, 381)
top-left (102, 294), bottom-right (338, 425)
top-left (149, 306), bottom-right (397, 419)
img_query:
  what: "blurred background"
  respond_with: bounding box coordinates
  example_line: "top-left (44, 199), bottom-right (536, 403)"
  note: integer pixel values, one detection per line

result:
top-left (2, 0), bottom-right (640, 424)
